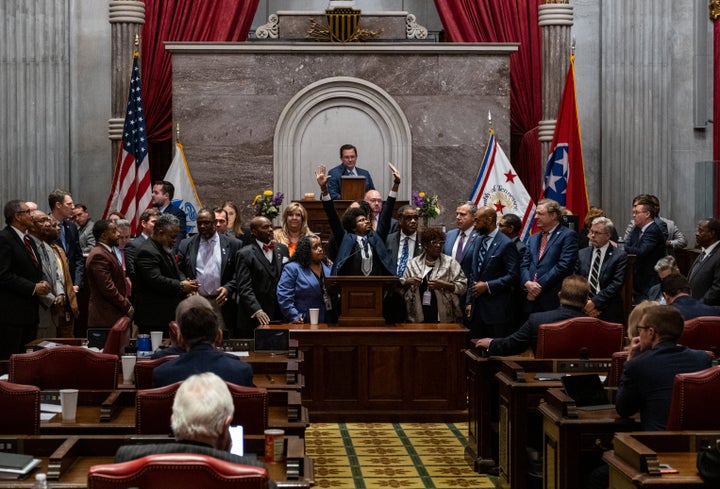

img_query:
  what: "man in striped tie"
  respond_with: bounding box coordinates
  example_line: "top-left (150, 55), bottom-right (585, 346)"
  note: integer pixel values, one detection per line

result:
top-left (575, 217), bottom-right (627, 324)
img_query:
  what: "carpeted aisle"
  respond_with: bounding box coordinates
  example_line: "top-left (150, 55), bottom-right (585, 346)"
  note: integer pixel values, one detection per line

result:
top-left (306, 422), bottom-right (497, 488)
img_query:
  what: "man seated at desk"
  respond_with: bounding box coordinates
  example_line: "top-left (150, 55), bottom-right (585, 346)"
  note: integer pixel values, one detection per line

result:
top-left (116, 372), bottom-right (277, 488)
top-left (472, 274), bottom-right (589, 355)
top-left (153, 296), bottom-right (253, 388)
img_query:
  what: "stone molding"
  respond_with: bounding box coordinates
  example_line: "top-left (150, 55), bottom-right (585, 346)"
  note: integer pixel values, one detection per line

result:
top-left (538, 3), bottom-right (574, 26)
top-left (405, 14), bottom-right (428, 40)
top-left (108, 0), bottom-right (145, 24)
top-left (255, 14), bottom-right (279, 39)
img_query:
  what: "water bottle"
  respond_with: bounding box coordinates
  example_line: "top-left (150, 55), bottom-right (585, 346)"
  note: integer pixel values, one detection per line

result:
top-left (32, 473), bottom-right (48, 489)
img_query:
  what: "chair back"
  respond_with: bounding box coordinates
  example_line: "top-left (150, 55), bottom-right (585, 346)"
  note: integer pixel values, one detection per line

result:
top-left (608, 350), bottom-right (629, 387)
top-left (666, 366), bottom-right (720, 431)
top-left (535, 317), bottom-right (624, 359)
top-left (679, 316), bottom-right (720, 354)
top-left (0, 380), bottom-right (40, 434)
top-left (103, 316), bottom-right (132, 357)
top-left (88, 453), bottom-right (268, 489)
top-left (9, 346), bottom-right (118, 389)
top-left (136, 382), bottom-right (268, 435)
top-left (134, 356), bottom-right (178, 389)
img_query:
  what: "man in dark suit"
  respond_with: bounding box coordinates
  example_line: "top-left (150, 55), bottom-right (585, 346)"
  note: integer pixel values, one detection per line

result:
top-left (661, 274), bottom-right (720, 320)
top-left (85, 219), bottom-right (133, 328)
top-left (326, 144), bottom-right (375, 200)
top-left (616, 305), bottom-right (711, 431)
top-left (624, 195), bottom-right (667, 303)
top-left (133, 214), bottom-right (199, 335)
top-left (0, 200), bottom-right (51, 358)
top-left (152, 180), bottom-right (187, 250)
top-left (235, 216), bottom-right (289, 338)
top-left (117, 372), bottom-right (267, 476)
top-left (443, 201), bottom-right (477, 272)
top-left (575, 216), bottom-right (627, 323)
top-left (153, 296), bottom-right (253, 387)
top-left (48, 189), bottom-right (84, 288)
top-left (520, 198), bottom-right (578, 313)
top-left (465, 206), bottom-right (520, 338)
top-left (124, 207), bottom-right (160, 282)
top-left (178, 208), bottom-right (240, 332)
top-left (473, 275), bottom-right (588, 356)
top-left (499, 213), bottom-right (527, 257)
top-left (386, 206), bottom-right (423, 276)
top-left (688, 218), bottom-right (720, 305)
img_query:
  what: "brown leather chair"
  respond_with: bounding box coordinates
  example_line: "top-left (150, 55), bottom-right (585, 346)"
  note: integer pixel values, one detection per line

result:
top-left (87, 453), bottom-right (268, 489)
top-left (9, 346), bottom-right (118, 389)
top-left (666, 366), bottom-right (720, 431)
top-left (0, 380), bottom-right (40, 434)
top-left (535, 317), bottom-right (624, 359)
top-left (679, 316), bottom-right (720, 354)
top-left (102, 316), bottom-right (132, 357)
top-left (136, 382), bottom-right (268, 435)
top-left (134, 356), bottom-right (179, 389)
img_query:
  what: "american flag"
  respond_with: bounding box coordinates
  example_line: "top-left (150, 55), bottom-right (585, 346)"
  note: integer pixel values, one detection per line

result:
top-left (104, 52), bottom-right (152, 235)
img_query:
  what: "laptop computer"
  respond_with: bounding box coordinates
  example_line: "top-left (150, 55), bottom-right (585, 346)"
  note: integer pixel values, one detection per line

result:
top-left (560, 374), bottom-right (614, 410)
top-left (253, 329), bottom-right (289, 353)
top-left (86, 328), bottom-right (110, 349)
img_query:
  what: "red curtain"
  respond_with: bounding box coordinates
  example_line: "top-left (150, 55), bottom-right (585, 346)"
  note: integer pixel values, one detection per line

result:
top-left (434, 0), bottom-right (543, 201)
top-left (141, 0), bottom-right (260, 144)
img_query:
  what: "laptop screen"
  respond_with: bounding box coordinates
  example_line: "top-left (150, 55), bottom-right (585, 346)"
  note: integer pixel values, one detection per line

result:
top-left (87, 328), bottom-right (110, 349)
top-left (561, 374), bottom-right (610, 407)
top-left (254, 329), bottom-right (289, 352)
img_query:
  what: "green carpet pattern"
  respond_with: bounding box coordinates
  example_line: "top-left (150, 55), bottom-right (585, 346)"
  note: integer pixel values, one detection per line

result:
top-left (306, 422), bottom-right (496, 488)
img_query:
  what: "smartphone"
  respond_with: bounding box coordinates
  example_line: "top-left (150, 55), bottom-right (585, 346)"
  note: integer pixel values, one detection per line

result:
top-left (658, 463), bottom-right (678, 474)
top-left (229, 425), bottom-right (244, 456)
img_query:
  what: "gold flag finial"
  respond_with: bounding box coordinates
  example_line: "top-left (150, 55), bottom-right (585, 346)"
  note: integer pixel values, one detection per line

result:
top-left (175, 123), bottom-right (181, 142)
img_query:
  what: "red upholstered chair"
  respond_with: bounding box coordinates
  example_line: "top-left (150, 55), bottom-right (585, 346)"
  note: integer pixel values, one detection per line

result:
top-left (679, 316), bottom-right (720, 354)
top-left (136, 382), bottom-right (268, 435)
top-left (666, 366), bottom-right (720, 431)
top-left (87, 453), bottom-right (268, 489)
top-left (134, 355), bottom-right (178, 389)
top-left (535, 317), bottom-right (624, 359)
top-left (608, 350), bottom-right (629, 387)
top-left (9, 346), bottom-right (118, 389)
top-left (102, 316), bottom-right (132, 357)
top-left (0, 380), bottom-right (40, 434)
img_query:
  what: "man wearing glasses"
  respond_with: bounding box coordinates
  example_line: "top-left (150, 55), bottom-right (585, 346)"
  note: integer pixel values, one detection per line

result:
top-left (624, 194), bottom-right (666, 303)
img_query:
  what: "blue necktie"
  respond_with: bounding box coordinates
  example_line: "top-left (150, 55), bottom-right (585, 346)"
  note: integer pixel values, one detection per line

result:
top-left (397, 236), bottom-right (409, 276)
top-left (476, 237), bottom-right (489, 272)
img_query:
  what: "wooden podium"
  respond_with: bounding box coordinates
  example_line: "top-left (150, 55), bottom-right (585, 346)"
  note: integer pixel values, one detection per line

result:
top-left (325, 276), bottom-right (399, 326)
top-left (341, 176), bottom-right (367, 200)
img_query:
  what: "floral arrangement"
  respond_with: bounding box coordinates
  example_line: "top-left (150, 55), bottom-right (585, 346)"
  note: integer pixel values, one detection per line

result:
top-left (412, 191), bottom-right (441, 226)
top-left (253, 190), bottom-right (284, 220)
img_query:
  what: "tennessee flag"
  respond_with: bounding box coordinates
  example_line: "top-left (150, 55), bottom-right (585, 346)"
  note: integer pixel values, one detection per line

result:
top-left (542, 54), bottom-right (589, 226)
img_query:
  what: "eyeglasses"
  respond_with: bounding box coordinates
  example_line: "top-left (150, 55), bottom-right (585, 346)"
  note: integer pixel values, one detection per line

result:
top-left (429, 240), bottom-right (445, 246)
top-left (636, 325), bottom-right (652, 331)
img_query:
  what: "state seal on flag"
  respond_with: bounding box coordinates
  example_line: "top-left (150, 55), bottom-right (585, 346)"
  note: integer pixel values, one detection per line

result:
top-left (480, 184), bottom-right (517, 215)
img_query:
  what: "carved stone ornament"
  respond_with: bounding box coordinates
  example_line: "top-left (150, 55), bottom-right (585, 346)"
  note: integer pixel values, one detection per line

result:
top-left (255, 14), bottom-right (279, 39)
top-left (307, 9), bottom-right (380, 42)
top-left (406, 14), bottom-right (428, 40)
top-left (711, 0), bottom-right (720, 21)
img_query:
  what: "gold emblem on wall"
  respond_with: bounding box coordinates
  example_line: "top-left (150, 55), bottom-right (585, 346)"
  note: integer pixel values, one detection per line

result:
top-left (711, 0), bottom-right (720, 21)
top-left (308, 8), bottom-right (380, 42)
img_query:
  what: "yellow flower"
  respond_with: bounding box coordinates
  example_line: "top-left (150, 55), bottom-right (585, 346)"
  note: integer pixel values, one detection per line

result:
top-left (419, 192), bottom-right (426, 198)
top-left (252, 195), bottom-right (261, 205)
top-left (263, 190), bottom-right (273, 197)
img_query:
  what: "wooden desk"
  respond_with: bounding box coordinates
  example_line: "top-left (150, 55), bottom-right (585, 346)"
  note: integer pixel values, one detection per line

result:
top-left (0, 434), bottom-right (313, 488)
top-left (495, 358), bottom-right (614, 489)
top-left (273, 323), bottom-right (468, 422)
top-left (539, 388), bottom-right (640, 489)
top-left (604, 431), bottom-right (720, 488)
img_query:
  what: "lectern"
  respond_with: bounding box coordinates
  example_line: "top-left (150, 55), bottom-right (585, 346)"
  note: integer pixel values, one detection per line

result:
top-left (325, 276), bottom-right (399, 326)
top-left (340, 176), bottom-right (366, 200)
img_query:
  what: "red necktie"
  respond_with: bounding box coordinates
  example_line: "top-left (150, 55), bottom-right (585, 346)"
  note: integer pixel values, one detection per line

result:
top-left (263, 243), bottom-right (275, 252)
top-left (534, 232), bottom-right (548, 281)
top-left (23, 236), bottom-right (40, 269)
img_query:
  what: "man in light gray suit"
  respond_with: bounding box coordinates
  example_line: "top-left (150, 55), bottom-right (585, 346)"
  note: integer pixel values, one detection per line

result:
top-left (688, 218), bottom-right (720, 306)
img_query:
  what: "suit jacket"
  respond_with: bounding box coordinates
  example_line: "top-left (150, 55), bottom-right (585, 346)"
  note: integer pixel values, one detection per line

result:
top-left (616, 341), bottom-right (711, 431)
top-left (0, 226), bottom-right (42, 326)
top-left (124, 234), bottom-right (149, 281)
top-left (77, 219), bottom-right (95, 255)
top-left (326, 164), bottom-right (375, 200)
top-left (162, 203), bottom-right (187, 250)
top-left (624, 221), bottom-right (666, 302)
top-left (177, 233), bottom-right (239, 296)
top-left (235, 241), bottom-right (289, 337)
top-left (277, 261), bottom-right (334, 323)
top-left (54, 219), bottom-right (84, 287)
top-left (402, 253), bottom-right (467, 323)
top-left (466, 231), bottom-right (520, 327)
top-left (575, 243), bottom-right (627, 323)
top-left (132, 237), bottom-right (186, 332)
top-left (520, 225), bottom-right (578, 311)
top-left (85, 244), bottom-right (132, 328)
top-left (487, 305), bottom-right (586, 356)
top-left (152, 344), bottom-right (253, 388)
top-left (670, 295), bottom-right (720, 321)
top-left (386, 231), bottom-right (423, 275)
top-left (29, 235), bottom-right (63, 307)
top-left (688, 244), bottom-right (720, 305)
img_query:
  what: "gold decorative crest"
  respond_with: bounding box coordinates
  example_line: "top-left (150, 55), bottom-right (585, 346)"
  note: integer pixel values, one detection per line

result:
top-left (308, 8), bottom-right (380, 42)
top-left (711, 0), bottom-right (720, 21)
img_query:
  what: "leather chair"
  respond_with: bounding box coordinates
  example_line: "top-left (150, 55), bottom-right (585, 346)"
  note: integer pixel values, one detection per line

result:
top-left (87, 453), bottom-right (268, 489)
top-left (608, 350), bottom-right (629, 387)
top-left (0, 380), bottom-right (40, 434)
top-left (679, 316), bottom-right (720, 355)
top-left (9, 346), bottom-right (118, 389)
top-left (134, 356), bottom-right (178, 389)
top-left (136, 382), bottom-right (268, 435)
top-left (102, 316), bottom-right (132, 357)
top-left (666, 366), bottom-right (720, 431)
top-left (535, 317), bottom-right (624, 359)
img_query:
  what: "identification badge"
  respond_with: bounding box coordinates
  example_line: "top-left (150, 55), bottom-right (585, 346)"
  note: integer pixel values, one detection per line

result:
top-left (422, 290), bottom-right (432, 306)
top-left (324, 293), bottom-right (333, 311)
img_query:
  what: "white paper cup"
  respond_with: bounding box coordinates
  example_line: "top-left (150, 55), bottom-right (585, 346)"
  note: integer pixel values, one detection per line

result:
top-left (150, 331), bottom-right (163, 351)
top-left (121, 355), bottom-right (137, 385)
top-left (309, 308), bottom-right (320, 325)
top-left (60, 389), bottom-right (79, 422)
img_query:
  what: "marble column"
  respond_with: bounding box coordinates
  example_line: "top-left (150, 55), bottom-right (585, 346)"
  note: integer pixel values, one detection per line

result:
top-left (712, 0), bottom-right (720, 216)
top-left (108, 0), bottom-right (145, 164)
top-left (538, 1), bottom-right (574, 176)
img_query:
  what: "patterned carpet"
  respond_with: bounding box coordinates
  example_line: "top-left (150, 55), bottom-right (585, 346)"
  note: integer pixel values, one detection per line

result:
top-left (305, 422), bottom-right (497, 488)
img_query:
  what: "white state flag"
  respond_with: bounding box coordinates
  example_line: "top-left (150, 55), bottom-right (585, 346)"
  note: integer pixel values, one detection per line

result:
top-left (468, 130), bottom-right (536, 242)
top-left (164, 142), bottom-right (203, 235)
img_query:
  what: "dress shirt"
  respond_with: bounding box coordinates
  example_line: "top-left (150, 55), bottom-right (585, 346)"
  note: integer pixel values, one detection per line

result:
top-left (451, 229), bottom-right (470, 260)
top-left (197, 234), bottom-right (221, 295)
top-left (396, 233), bottom-right (417, 265)
top-left (256, 239), bottom-right (273, 262)
top-left (700, 240), bottom-right (719, 260)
